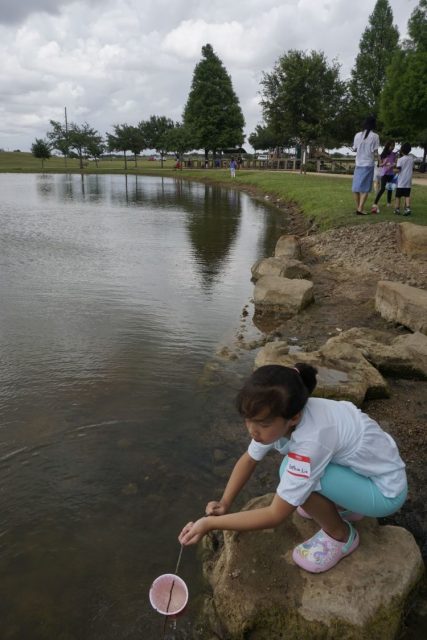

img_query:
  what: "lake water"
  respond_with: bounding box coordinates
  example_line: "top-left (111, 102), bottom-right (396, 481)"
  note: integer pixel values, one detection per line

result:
top-left (0, 173), bottom-right (285, 639)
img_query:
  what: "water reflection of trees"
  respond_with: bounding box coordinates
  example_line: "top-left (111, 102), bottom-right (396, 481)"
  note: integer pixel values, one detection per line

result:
top-left (254, 201), bottom-right (288, 258)
top-left (106, 176), bottom-right (242, 288)
top-left (39, 175), bottom-right (274, 289)
top-left (47, 174), bottom-right (103, 202)
top-left (184, 183), bottom-right (241, 287)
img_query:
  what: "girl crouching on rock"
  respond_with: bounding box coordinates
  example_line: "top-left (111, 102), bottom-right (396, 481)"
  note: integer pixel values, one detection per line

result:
top-left (178, 364), bottom-right (407, 573)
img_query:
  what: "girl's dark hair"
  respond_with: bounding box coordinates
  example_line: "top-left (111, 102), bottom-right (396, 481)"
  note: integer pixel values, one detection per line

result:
top-left (236, 364), bottom-right (318, 420)
top-left (400, 142), bottom-right (411, 155)
top-left (362, 115), bottom-right (376, 139)
top-left (380, 140), bottom-right (394, 159)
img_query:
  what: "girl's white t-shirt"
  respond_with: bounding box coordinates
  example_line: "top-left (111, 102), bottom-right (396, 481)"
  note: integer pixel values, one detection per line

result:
top-left (247, 397), bottom-right (406, 506)
top-left (353, 130), bottom-right (380, 166)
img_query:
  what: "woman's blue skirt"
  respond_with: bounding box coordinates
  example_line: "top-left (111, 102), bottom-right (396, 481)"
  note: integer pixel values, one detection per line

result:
top-left (352, 165), bottom-right (374, 193)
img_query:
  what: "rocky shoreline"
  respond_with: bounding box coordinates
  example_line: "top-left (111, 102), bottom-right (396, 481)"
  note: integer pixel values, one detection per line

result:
top-left (201, 209), bottom-right (427, 639)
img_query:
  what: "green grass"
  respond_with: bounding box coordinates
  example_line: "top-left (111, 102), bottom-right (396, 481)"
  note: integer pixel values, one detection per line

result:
top-left (1, 152), bottom-right (426, 230)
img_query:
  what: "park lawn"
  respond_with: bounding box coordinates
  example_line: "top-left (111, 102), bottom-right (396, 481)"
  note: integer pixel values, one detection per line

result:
top-left (0, 151), bottom-right (176, 173)
top-left (177, 168), bottom-right (427, 230)
top-left (1, 152), bottom-right (426, 230)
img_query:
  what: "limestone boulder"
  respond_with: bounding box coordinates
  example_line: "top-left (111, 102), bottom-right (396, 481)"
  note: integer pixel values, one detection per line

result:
top-left (255, 340), bottom-right (388, 405)
top-left (253, 276), bottom-right (314, 316)
top-left (201, 495), bottom-right (424, 640)
top-left (398, 222), bottom-right (427, 260)
top-left (375, 281), bottom-right (427, 335)
top-left (251, 257), bottom-right (311, 282)
top-left (325, 327), bottom-right (427, 379)
top-left (274, 234), bottom-right (301, 259)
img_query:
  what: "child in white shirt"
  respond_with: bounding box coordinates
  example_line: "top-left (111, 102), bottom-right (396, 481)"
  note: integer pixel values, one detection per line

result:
top-left (395, 142), bottom-right (415, 216)
top-left (179, 364), bottom-right (407, 574)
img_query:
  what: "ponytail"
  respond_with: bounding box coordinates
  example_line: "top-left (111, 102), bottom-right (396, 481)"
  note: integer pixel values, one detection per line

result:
top-left (293, 362), bottom-right (318, 395)
top-left (236, 364), bottom-right (318, 420)
top-left (362, 115), bottom-right (376, 140)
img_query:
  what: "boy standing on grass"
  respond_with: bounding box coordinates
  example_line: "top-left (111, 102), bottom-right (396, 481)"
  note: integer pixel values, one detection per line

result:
top-left (394, 143), bottom-right (415, 216)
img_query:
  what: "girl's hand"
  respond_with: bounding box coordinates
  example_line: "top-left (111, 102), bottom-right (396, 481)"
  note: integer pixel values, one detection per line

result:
top-left (205, 500), bottom-right (228, 516)
top-left (178, 518), bottom-right (210, 546)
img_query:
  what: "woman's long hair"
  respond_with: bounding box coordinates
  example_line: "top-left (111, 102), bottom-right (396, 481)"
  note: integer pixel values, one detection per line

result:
top-left (362, 115), bottom-right (376, 139)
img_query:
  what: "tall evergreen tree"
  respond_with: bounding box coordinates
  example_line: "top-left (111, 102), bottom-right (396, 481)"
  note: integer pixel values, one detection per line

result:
top-left (349, 0), bottom-right (399, 118)
top-left (407, 0), bottom-right (427, 51)
top-left (183, 44), bottom-right (245, 159)
top-left (380, 0), bottom-right (427, 163)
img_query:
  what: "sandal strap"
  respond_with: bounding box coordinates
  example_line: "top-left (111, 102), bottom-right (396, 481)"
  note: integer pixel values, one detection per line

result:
top-left (342, 520), bottom-right (356, 554)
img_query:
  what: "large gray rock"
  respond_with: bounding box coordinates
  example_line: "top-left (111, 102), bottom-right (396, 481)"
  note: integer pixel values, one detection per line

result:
top-left (325, 327), bottom-right (427, 379)
top-left (398, 222), bottom-right (427, 260)
top-left (375, 281), bottom-right (427, 335)
top-left (251, 257), bottom-right (311, 282)
top-left (254, 276), bottom-right (314, 316)
top-left (255, 340), bottom-right (388, 405)
top-left (274, 234), bottom-right (301, 259)
top-left (201, 495), bottom-right (423, 640)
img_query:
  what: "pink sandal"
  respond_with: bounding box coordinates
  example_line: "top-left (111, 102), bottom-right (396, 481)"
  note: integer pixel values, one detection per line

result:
top-left (297, 505), bottom-right (363, 522)
top-left (292, 520), bottom-right (359, 573)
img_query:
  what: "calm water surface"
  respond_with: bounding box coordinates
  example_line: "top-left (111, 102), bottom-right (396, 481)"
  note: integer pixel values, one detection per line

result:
top-left (0, 173), bottom-right (285, 639)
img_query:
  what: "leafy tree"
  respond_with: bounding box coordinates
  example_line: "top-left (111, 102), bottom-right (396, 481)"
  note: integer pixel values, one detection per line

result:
top-left (260, 50), bottom-right (346, 164)
top-left (162, 123), bottom-right (195, 165)
top-left (46, 120), bottom-right (70, 160)
top-left (407, 0), bottom-right (427, 50)
top-left (349, 0), bottom-right (399, 120)
top-left (139, 115), bottom-right (174, 167)
top-left (248, 124), bottom-right (280, 151)
top-left (68, 123), bottom-right (103, 170)
top-left (47, 120), bottom-right (103, 170)
top-left (31, 138), bottom-right (51, 170)
top-left (106, 124), bottom-right (144, 170)
top-left (380, 1), bottom-right (427, 162)
top-left (183, 43), bottom-right (245, 160)
top-left (86, 138), bottom-right (105, 167)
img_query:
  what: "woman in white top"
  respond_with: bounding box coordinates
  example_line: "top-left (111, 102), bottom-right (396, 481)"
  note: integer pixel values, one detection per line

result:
top-left (179, 364), bottom-right (407, 574)
top-left (352, 115), bottom-right (380, 215)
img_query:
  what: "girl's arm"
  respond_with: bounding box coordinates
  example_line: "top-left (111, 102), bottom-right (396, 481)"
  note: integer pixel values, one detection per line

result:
top-left (179, 493), bottom-right (295, 545)
top-left (206, 451), bottom-right (258, 515)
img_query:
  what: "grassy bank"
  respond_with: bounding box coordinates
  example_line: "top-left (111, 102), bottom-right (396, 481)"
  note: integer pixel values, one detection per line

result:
top-left (2, 152), bottom-right (426, 230)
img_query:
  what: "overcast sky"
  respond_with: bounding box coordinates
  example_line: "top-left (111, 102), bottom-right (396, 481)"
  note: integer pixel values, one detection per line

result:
top-left (0, 0), bottom-right (418, 151)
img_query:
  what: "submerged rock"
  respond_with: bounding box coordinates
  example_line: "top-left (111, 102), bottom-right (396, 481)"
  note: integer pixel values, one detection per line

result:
top-left (200, 495), bottom-right (423, 640)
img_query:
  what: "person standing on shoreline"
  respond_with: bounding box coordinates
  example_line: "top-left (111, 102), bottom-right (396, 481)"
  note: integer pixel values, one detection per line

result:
top-left (230, 157), bottom-right (237, 178)
top-left (351, 116), bottom-right (380, 216)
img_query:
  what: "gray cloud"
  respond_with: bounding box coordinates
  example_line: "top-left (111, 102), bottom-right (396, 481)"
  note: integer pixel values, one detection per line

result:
top-left (0, 0), bottom-right (105, 25)
top-left (0, 0), bottom-right (419, 151)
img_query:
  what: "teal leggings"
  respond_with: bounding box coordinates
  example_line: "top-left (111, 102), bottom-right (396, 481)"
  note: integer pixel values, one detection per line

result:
top-left (279, 457), bottom-right (407, 518)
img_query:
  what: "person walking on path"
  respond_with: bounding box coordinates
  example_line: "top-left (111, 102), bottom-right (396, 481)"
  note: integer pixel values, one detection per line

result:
top-left (179, 364), bottom-right (407, 574)
top-left (351, 116), bottom-right (380, 215)
top-left (229, 157), bottom-right (237, 178)
top-left (394, 142), bottom-right (415, 216)
top-left (371, 141), bottom-right (397, 213)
